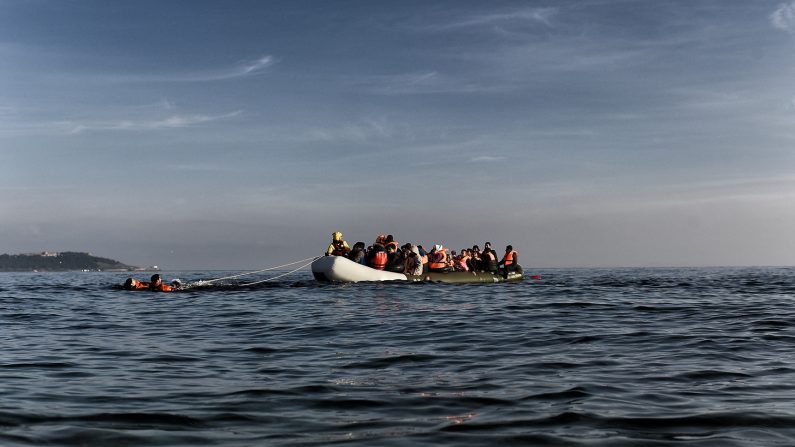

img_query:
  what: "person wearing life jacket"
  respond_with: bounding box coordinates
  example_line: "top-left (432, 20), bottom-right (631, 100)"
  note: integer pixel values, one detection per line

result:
top-left (384, 234), bottom-right (399, 252)
top-left (428, 244), bottom-right (449, 273)
top-left (123, 277), bottom-right (150, 290)
top-left (326, 231), bottom-right (351, 257)
top-left (455, 250), bottom-right (470, 272)
top-left (498, 245), bottom-right (519, 279)
top-left (149, 274), bottom-right (178, 292)
top-left (348, 242), bottom-right (367, 264)
top-left (417, 245), bottom-right (429, 274)
top-left (368, 242), bottom-right (388, 270)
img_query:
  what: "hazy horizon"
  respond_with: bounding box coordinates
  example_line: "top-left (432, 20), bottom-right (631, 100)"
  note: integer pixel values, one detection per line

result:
top-left (3, 1), bottom-right (795, 270)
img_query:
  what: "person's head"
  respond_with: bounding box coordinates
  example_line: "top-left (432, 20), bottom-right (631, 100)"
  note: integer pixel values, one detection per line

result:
top-left (376, 234), bottom-right (386, 244)
top-left (385, 234), bottom-right (394, 243)
top-left (506, 245), bottom-right (513, 252)
top-left (484, 242), bottom-right (492, 249)
top-left (332, 231), bottom-right (343, 242)
top-left (353, 242), bottom-right (365, 251)
top-left (150, 274), bottom-right (162, 286)
top-left (123, 278), bottom-right (135, 290)
top-left (472, 245), bottom-right (480, 251)
top-left (433, 244), bottom-right (443, 253)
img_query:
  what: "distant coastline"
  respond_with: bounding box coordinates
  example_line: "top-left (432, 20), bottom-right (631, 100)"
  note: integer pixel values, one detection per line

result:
top-left (0, 252), bottom-right (142, 272)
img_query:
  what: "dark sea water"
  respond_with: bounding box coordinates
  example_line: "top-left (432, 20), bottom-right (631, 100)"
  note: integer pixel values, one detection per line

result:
top-left (1, 267), bottom-right (795, 446)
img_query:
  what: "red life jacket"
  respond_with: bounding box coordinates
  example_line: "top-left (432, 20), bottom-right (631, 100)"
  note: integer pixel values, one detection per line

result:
top-left (371, 251), bottom-right (388, 270)
top-left (331, 241), bottom-right (349, 256)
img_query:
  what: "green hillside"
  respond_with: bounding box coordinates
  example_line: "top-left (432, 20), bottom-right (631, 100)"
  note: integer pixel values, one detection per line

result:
top-left (0, 252), bottom-right (137, 272)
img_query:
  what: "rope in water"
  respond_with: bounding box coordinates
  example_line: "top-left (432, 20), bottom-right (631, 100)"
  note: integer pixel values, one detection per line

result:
top-left (239, 257), bottom-right (319, 286)
top-left (185, 256), bottom-right (319, 288)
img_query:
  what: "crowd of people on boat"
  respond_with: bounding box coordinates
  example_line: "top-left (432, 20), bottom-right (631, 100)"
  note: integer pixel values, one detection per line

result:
top-left (325, 231), bottom-right (520, 278)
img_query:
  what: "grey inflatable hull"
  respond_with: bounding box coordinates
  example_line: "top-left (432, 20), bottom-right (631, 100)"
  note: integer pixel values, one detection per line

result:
top-left (312, 256), bottom-right (523, 283)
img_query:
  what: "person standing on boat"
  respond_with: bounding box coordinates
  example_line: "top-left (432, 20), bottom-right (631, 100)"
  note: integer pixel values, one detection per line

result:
top-left (325, 231), bottom-right (351, 257)
top-left (498, 245), bottom-right (519, 279)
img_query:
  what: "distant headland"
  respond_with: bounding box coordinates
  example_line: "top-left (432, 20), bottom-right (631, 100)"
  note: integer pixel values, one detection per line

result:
top-left (0, 252), bottom-right (145, 272)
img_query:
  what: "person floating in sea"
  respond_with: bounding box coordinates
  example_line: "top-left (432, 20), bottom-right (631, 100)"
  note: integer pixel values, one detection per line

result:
top-left (122, 274), bottom-right (180, 292)
top-left (325, 231), bottom-right (351, 257)
top-left (149, 274), bottom-right (181, 292)
top-left (123, 277), bottom-right (150, 290)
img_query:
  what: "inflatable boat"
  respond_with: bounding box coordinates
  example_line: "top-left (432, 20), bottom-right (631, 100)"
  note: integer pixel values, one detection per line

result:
top-left (311, 255), bottom-right (523, 283)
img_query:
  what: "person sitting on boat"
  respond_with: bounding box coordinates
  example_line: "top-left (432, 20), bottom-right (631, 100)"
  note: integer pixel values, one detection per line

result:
top-left (325, 231), bottom-right (351, 257)
top-left (148, 274), bottom-right (179, 292)
top-left (417, 245), bottom-right (429, 274)
top-left (385, 243), bottom-right (405, 273)
top-left (498, 245), bottom-right (519, 279)
top-left (123, 277), bottom-right (150, 290)
top-left (480, 247), bottom-right (498, 273)
top-left (403, 244), bottom-right (423, 276)
top-left (454, 250), bottom-right (471, 272)
top-left (348, 242), bottom-right (367, 264)
top-left (383, 234), bottom-right (399, 252)
top-left (367, 242), bottom-right (388, 270)
top-left (428, 244), bottom-right (450, 273)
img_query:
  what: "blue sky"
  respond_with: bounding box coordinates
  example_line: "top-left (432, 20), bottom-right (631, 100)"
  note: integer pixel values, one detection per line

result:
top-left (2, 0), bottom-right (795, 269)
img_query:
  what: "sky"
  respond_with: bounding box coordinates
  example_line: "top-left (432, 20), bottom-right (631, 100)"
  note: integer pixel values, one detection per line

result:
top-left (2, 0), bottom-right (795, 269)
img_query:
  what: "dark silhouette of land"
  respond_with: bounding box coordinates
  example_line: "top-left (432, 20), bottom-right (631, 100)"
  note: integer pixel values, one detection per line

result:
top-left (0, 252), bottom-right (137, 272)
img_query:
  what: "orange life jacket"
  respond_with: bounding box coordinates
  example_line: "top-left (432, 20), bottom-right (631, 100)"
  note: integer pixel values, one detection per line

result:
top-left (371, 251), bottom-right (388, 270)
top-left (129, 279), bottom-right (150, 290)
top-left (501, 250), bottom-right (517, 266)
top-left (456, 255), bottom-right (470, 272)
top-left (428, 249), bottom-right (447, 270)
top-left (150, 283), bottom-right (174, 292)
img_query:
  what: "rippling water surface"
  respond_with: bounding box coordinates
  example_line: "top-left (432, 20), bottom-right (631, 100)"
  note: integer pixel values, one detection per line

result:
top-left (2, 267), bottom-right (795, 446)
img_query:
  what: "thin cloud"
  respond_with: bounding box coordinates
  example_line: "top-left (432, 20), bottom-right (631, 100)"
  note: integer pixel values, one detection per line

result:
top-left (431, 7), bottom-right (558, 31)
top-left (356, 71), bottom-right (504, 95)
top-left (771, 2), bottom-right (795, 31)
top-left (66, 111), bottom-right (242, 134)
top-left (162, 56), bottom-right (276, 82)
top-left (98, 56), bottom-right (277, 83)
top-left (470, 155), bottom-right (506, 162)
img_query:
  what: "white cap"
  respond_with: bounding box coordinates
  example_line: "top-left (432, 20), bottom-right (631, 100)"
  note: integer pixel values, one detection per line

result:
top-left (434, 244), bottom-right (443, 251)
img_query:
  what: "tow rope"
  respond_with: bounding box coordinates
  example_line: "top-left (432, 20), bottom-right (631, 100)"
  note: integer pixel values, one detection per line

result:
top-left (184, 256), bottom-right (319, 289)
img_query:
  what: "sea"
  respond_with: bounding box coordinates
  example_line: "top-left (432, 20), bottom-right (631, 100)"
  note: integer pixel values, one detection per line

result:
top-left (1, 267), bottom-right (794, 446)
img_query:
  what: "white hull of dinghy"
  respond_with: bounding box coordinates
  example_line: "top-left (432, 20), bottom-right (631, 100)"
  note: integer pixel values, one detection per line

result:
top-left (311, 255), bottom-right (408, 283)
